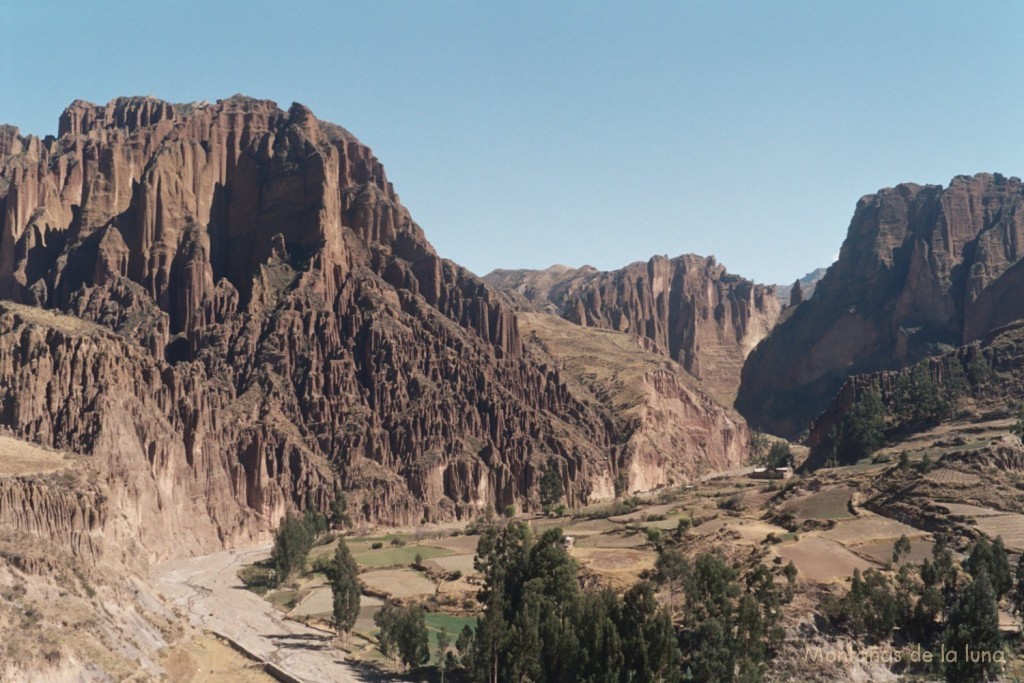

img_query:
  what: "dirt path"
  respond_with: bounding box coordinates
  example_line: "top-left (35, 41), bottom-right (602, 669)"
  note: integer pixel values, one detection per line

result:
top-left (154, 546), bottom-right (384, 683)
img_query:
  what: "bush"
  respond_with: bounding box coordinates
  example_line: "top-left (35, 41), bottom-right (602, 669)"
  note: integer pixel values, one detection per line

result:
top-left (371, 541), bottom-right (384, 550)
top-left (719, 495), bottom-right (742, 511)
top-left (504, 504), bottom-right (517, 518)
top-left (449, 570), bottom-right (463, 581)
top-left (237, 565), bottom-right (276, 594)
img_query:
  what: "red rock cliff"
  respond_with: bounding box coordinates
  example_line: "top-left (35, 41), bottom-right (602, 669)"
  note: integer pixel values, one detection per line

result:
top-left (485, 255), bottom-right (781, 405)
top-left (737, 173), bottom-right (1024, 438)
top-left (0, 96), bottom-right (619, 552)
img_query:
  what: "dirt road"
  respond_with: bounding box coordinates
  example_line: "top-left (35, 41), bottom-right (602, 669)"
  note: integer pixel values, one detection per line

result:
top-left (154, 546), bottom-right (380, 683)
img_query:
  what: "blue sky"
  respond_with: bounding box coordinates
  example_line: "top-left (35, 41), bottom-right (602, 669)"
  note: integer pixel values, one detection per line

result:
top-left (2, 1), bottom-right (1021, 284)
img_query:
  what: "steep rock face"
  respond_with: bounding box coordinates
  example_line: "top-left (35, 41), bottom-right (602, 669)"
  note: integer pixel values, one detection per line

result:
top-left (737, 174), bottom-right (1024, 438)
top-left (0, 96), bottom-right (615, 544)
top-left (805, 323), bottom-right (1024, 468)
top-left (774, 267), bottom-right (826, 305)
top-left (484, 255), bottom-right (781, 405)
top-left (519, 312), bottom-right (748, 491)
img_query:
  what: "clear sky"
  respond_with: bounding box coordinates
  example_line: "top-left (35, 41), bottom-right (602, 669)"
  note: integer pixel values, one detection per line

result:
top-left (2, 1), bottom-right (1022, 285)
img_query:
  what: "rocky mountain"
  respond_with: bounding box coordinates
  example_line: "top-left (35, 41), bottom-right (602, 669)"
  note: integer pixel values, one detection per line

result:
top-left (774, 267), bottom-right (827, 306)
top-left (804, 320), bottom-right (1024, 469)
top-left (0, 95), bottom-right (633, 546)
top-left (519, 312), bottom-right (749, 491)
top-left (484, 254), bottom-right (781, 405)
top-left (737, 173), bottom-right (1024, 438)
top-left (0, 96), bottom-right (760, 553)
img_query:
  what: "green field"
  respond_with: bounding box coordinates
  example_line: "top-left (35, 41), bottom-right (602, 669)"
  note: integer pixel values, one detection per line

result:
top-left (425, 613), bottom-right (476, 654)
top-left (352, 544), bottom-right (455, 568)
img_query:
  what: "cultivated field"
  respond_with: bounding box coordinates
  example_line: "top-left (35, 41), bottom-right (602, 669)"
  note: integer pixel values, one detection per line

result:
top-left (773, 537), bottom-right (874, 581)
top-left (783, 487), bottom-right (854, 521)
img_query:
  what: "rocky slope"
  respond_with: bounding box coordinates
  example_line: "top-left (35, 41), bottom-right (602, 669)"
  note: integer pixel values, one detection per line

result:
top-left (519, 312), bottom-right (748, 491)
top-left (805, 321), bottom-right (1024, 468)
top-left (0, 95), bottom-right (636, 540)
top-left (484, 254), bottom-right (781, 405)
top-left (737, 174), bottom-right (1024, 438)
top-left (774, 267), bottom-right (827, 306)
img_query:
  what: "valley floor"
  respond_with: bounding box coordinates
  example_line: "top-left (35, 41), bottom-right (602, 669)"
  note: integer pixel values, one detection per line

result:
top-left (154, 547), bottom-right (382, 683)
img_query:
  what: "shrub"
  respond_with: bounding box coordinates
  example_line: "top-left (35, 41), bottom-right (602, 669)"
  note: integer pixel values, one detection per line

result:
top-left (371, 541), bottom-right (384, 550)
top-left (390, 536), bottom-right (407, 547)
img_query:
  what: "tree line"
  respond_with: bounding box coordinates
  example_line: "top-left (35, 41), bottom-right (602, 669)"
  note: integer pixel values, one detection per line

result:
top-left (827, 352), bottom-right (996, 466)
top-left (823, 533), bottom-right (1019, 682)
top-left (426, 520), bottom-right (795, 682)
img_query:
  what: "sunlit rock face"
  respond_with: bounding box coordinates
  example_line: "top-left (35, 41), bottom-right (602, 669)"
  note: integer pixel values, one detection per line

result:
top-left (737, 173), bottom-right (1024, 438)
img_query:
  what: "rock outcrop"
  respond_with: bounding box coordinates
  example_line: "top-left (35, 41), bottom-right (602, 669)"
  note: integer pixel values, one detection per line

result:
top-left (774, 267), bottom-right (826, 306)
top-left (519, 312), bottom-right (749, 491)
top-left (0, 95), bottom-right (624, 544)
top-left (484, 255), bottom-right (781, 405)
top-left (737, 174), bottom-right (1024, 438)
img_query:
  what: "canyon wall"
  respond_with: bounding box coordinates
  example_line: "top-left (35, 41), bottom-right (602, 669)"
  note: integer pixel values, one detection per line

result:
top-left (737, 174), bottom-right (1024, 438)
top-left (485, 254), bottom-right (781, 405)
top-left (0, 96), bottom-right (624, 552)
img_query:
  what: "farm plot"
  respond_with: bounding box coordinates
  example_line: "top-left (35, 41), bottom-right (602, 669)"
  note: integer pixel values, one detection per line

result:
top-left (292, 589), bottom-right (383, 619)
top-left (821, 515), bottom-right (925, 545)
top-left (575, 532), bottom-right (648, 549)
top-left (934, 502), bottom-right (1006, 518)
top-left (421, 534), bottom-right (480, 555)
top-left (608, 503), bottom-right (678, 524)
top-left (350, 543), bottom-right (454, 568)
top-left (854, 539), bottom-right (935, 565)
top-left (773, 537), bottom-right (874, 581)
top-left (926, 469), bottom-right (982, 486)
top-left (360, 568), bottom-right (437, 599)
top-left (426, 553), bottom-right (477, 575)
top-left (571, 546), bottom-right (656, 582)
top-left (974, 514), bottom-right (1024, 552)
top-left (783, 487), bottom-right (854, 521)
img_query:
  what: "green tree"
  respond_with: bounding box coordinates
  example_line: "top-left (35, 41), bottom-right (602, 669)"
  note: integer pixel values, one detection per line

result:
top-left (893, 534), bottom-right (912, 564)
top-left (331, 490), bottom-right (351, 529)
top-left (943, 571), bottom-right (1001, 683)
top-left (966, 353), bottom-right (993, 390)
top-left (766, 441), bottom-right (793, 469)
top-left (750, 431), bottom-right (770, 464)
top-left (620, 582), bottom-right (680, 683)
top-left (893, 361), bottom-right (949, 425)
top-left (1011, 405), bottom-right (1024, 440)
top-left (327, 539), bottom-right (361, 637)
top-left (834, 386), bottom-right (885, 464)
top-left (573, 589), bottom-right (624, 683)
top-left (271, 513), bottom-right (315, 583)
top-left (436, 626), bottom-right (451, 683)
top-left (455, 623), bottom-right (475, 671)
top-left (655, 548), bottom-right (688, 616)
top-left (1013, 554), bottom-right (1024, 616)
top-left (539, 466), bottom-right (565, 514)
top-left (965, 536), bottom-right (1012, 600)
top-left (944, 358), bottom-right (970, 411)
top-left (375, 601), bottom-right (429, 670)
top-left (783, 561), bottom-right (798, 603)
top-left (829, 568), bottom-right (899, 643)
top-left (614, 472), bottom-right (629, 499)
